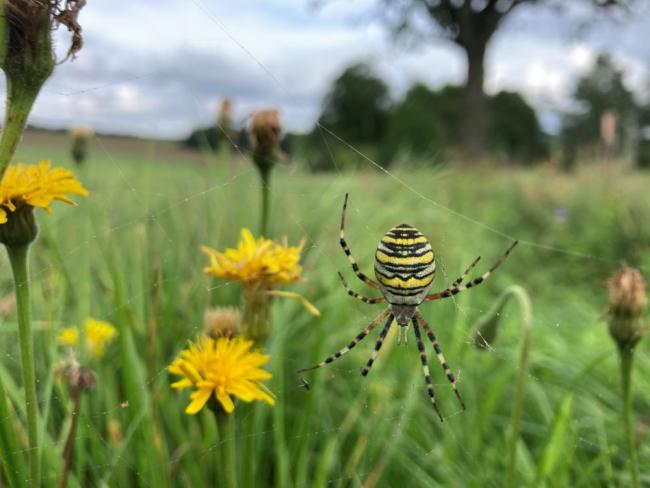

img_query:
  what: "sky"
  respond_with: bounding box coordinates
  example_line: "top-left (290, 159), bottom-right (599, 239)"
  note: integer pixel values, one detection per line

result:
top-left (7, 0), bottom-right (650, 139)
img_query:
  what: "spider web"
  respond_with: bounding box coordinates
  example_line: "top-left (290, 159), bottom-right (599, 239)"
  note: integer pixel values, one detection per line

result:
top-left (0, 1), bottom-right (646, 487)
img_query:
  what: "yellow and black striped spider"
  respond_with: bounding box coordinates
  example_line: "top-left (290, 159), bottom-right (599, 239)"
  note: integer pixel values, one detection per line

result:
top-left (300, 193), bottom-right (517, 421)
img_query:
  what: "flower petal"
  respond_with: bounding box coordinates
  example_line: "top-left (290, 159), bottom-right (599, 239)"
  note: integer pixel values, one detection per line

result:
top-left (185, 388), bottom-right (212, 415)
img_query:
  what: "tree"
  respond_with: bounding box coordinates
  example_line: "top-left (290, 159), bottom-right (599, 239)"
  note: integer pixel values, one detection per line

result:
top-left (489, 90), bottom-right (548, 162)
top-left (383, 0), bottom-right (635, 159)
top-left (381, 83), bottom-right (462, 162)
top-left (317, 63), bottom-right (390, 144)
top-left (381, 83), bottom-right (546, 164)
top-left (562, 53), bottom-right (637, 166)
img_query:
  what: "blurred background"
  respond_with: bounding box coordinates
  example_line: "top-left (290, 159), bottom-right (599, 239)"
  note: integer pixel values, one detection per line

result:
top-left (14, 0), bottom-right (650, 170)
top-left (1, 1), bottom-right (650, 487)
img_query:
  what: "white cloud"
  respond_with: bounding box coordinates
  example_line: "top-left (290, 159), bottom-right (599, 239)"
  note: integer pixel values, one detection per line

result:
top-left (1, 0), bottom-right (646, 138)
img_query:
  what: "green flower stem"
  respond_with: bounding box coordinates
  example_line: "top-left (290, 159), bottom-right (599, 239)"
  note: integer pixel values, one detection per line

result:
top-left (0, 78), bottom-right (42, 177)
top-left (241, 288), bottom-right (273, 346)
top-left (259, 166), bottom-right (270, 237)
top-left (213, 411), bottom-right (237, 488)
top-left (619, 346), bottom-right (640, 488)
top-left (7, 243), bottom-right (40, 485)
top-left (241, 406), bottom-right (257, 488)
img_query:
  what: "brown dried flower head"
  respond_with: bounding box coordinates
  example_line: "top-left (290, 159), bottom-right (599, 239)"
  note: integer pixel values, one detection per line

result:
top-left (217, 98), bottom-right (233, 129)
top-left (606, 265), bottom-right (648, 349)
top-left (204, 306), bottom-right (241, 339)
top-left (69, 125), bottom-right (93, 140)
top-left (61, 353), bottom-right (96, 397)
top-left (251, 109), bottom-right (281, 151)
top-left (4, 0), bottom-right (85, 66)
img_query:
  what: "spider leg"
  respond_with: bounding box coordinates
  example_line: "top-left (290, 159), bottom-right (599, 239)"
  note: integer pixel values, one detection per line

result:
top-left (298, 309), bottom-right (390, 373)
top-left (360, 314), bottom-right (394, 376)
top-left (412, 316), bottom-right (444, 422)
top-left (340, 193), bottom-right (380, 290)
top-left (337, 272), bottom-right (386, 305)
top-left (449, 256), bottom-right (481, 288)
top-left (424, 240), bottom-right (518, 302)
top-left (416, 311), bottom-right (465, 409)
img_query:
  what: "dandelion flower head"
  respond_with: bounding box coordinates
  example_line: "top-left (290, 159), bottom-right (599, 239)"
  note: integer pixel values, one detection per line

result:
top-left (58, 327), bottom-right (79, 348)
top-left (0, 160), bottom-right (88, 224)
top-left (202, 228), bottom-right (304, 288)
top-left (84, 318), bottom-right (118, 358)
top-left (169, 336), bottom-right (275, 414)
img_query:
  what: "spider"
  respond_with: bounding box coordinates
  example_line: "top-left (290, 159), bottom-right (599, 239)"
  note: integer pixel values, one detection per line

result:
top-left (299, 193), bottom-right (518, 421)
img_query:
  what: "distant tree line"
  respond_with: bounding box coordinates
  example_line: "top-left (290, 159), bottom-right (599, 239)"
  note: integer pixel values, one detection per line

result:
top-left (302, 63), bottom-right (548, 171)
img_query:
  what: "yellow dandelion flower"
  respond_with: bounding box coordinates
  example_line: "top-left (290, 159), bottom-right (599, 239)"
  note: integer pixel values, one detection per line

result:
top-left (202, 228), bottom-right (304, 287)
top-left (0, 160), bottom-right (88, 224)
top-left (83, 318), bottom-right (118, 358)
top-left (58, 327), bottom-right (79, 348)
top-left (169, 336), bottom-right (275, 414)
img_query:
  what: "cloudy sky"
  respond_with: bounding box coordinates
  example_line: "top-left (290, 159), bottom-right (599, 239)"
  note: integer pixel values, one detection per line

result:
top-left (7, 0), bottom-right (650, 139)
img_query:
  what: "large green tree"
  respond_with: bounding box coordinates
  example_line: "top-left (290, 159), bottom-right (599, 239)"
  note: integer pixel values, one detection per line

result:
top-left (305, 63), bottom-right (390, 171)
top-left (382, 0), bottom-right (635, 159)
top-left (381, 83), bottom-right (547, 164)
top-left (317, 63), bottom-right (390, 144)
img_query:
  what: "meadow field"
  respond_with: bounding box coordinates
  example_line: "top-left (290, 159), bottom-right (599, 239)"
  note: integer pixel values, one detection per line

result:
top-left (2, 131), bottom-right (649, 487)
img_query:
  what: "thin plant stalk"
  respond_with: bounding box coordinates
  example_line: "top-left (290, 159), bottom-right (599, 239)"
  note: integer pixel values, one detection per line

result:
top-left (213, 411), bottom-right (237, 488)
top-left (241, 406), bottom-right (257, 488)
top-left (59, 391), bottom-right (82, 488)
top-left (7, 244), bottom-right (39, 485)
top-left (259, 167), bottom-right (270, 237)
top-left (619, 346), bottom-right (640, 488)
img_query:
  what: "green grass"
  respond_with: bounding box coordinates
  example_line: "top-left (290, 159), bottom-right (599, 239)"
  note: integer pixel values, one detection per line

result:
top-left (1, 137), bottom-right (649, 487)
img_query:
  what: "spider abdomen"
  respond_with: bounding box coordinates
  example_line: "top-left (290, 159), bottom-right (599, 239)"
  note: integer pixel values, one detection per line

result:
top-left (374, 224), bottom-right (436, 305)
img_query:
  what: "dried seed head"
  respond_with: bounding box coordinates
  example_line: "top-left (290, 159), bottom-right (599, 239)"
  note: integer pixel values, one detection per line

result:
top-left (251, 109), bottom-right (281, 150)
top-left (3, 0), bottom-right (85, 67)
top-left (217, 98), bottom-right (233, 132)
top-left (250, 109), bottom-right (282, 173)
top-left (69, 125), bottom-right (93, 140)
top-left (61, 353), bottom-right (96, 397)
top-left (204, 306), bottom-right (241, 339)
top-left (606, 265), bottom-right (648, 349)
top-left (70, 125), bottom-right (92, 165)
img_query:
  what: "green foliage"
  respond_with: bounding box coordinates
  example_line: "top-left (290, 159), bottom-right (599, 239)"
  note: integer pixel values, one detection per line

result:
top-left (183, 126), bottom-right (223, 152)
top-left (379, 84), bottom-right (546, 166)
top-left (380, 84), bottom-right (462, 164)
top-left (307, 62), bottom-right (548, 170)
top-left (3, 136), bottom-right (650, 486)
top-left (317, 63), bottom-right (390, 145)
top-left (562, 54), bottom-right (638, 167)
top-left (489, 91), bottom-right (549, 163)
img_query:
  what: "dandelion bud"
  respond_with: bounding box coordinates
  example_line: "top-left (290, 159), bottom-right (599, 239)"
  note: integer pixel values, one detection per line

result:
top-left (606, 265), bottom-right (647, 350)
top-left (250, 109), bottom-right (282, 173)
top-left (0, 205), bottom-right (37, 247)
top-left (69, 125), bottom-right (93, 165)
top-left (204, 306), bottom-right (241, 339)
